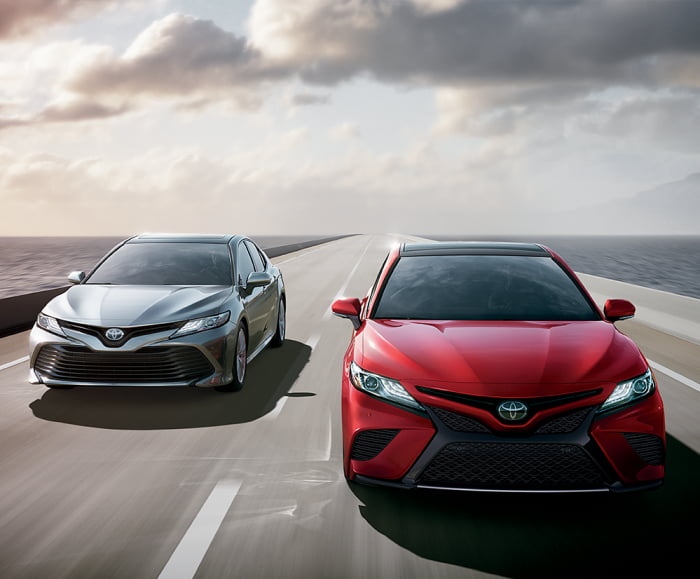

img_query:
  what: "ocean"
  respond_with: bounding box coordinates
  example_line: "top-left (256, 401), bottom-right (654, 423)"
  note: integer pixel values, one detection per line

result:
top-left (1, 235), bottom-right (699, 301)
top-left (0, 235), bottom-right (327, 300)
top-left (426, 235), bottom-right (700, 300)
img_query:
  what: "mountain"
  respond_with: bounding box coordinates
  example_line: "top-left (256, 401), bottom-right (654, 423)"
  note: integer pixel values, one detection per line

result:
top-left (556, 172), bottom-right (700, 235)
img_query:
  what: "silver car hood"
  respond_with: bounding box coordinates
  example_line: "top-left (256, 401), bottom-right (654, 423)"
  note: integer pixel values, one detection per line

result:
top-left (44, 285), bottom-right (234, 326)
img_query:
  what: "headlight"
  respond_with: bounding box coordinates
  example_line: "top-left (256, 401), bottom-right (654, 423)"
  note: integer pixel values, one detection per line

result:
top-left (171, 312), bottom-right (230, 338)
top-left (37, 313), bottom-right (66, 337)
top-left (598, 368), bottom-right (655, 413)
top-left (350, 361), bottom-right (425, 412)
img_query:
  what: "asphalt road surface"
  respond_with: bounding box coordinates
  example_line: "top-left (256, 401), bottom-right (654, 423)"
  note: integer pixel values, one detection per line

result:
top-left (0, 234), bottom-right (698, 579)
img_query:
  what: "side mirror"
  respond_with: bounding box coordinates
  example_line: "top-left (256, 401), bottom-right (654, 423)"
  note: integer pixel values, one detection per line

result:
top-left (604, 299), bottom-right (635, 322)
top-left (332, 297), bottom-right (362, 330)
top-left (245, 271), bottom-right (273, 290)
top-left (68, 271), bottom-right (85, 284)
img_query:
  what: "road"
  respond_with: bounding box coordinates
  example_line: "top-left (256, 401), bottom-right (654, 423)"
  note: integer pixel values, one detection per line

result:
top-left (0, 234), bottom-right (698, 579)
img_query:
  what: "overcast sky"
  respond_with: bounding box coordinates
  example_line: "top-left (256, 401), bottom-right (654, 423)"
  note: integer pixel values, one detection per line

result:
top-left (1, 0), bottom-right (699, 236)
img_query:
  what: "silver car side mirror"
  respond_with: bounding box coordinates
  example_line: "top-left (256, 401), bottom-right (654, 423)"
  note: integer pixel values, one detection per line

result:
top-left (68, 271), bottom-right (85, 284)
top-left (246, 271), bottom-right (273, 290)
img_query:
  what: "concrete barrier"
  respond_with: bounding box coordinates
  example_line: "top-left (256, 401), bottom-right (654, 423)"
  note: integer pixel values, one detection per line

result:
top-left (0, 235), bottom-right (352, 338)
top-left (578, 272), bottom-right (700, 345)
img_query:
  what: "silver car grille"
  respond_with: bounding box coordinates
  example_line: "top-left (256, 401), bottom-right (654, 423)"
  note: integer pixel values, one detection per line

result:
top-left (34, 344), bottom-right (214, 384)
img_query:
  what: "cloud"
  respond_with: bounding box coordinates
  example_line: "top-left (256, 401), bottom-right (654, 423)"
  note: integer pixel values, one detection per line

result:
top-left (0, 0), bottom-right (116, 39)
top-left (289, 92), bottom-right (331, 107)
top-left (64, 14), bottom-right (276, 105)
top-left (578, 90), bottom-right (700, 153)
top-left (248, 0), bottom-right (700, 89)
top-left (5, 1), bottom-right (698, 130)
top-left (330, 122), bottom-right (360, 140)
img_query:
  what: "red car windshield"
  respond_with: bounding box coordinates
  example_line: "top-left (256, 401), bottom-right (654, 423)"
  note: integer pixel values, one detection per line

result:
top-left (372, 255), bottom-right (599, 321)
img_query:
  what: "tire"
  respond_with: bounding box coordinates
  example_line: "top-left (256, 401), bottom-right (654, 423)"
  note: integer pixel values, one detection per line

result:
top-left (215, 326), bottom-right (247, 392)
top-left (270, 298), bottom-right (285, 348)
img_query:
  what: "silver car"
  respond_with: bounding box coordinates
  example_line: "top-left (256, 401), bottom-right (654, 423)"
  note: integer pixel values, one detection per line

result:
top-left (28, 233), bottom-right (285, 392)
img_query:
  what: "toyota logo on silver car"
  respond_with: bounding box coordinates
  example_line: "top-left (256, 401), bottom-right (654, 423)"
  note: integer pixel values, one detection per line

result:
top-left (105, 328), bottom-right (125, 341)
top-left (497, 400), bottom-right (528, 421)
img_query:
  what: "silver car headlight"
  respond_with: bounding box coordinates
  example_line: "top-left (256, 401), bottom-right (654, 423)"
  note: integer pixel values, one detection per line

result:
top-left (37, 313), bottom-right (66, 337)
top-left (350, 361), bottom-right (425, 412)
top-left (171, 312), bottom-right (230, 338)
top-left (598, 368), bottom-right (655, 413)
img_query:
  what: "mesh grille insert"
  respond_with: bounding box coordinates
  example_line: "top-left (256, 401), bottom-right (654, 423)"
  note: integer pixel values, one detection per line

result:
top-left (430, 407), bottom-right (490, 433)
top-left (536, 407), bottom-right (593, 434)
top-left (350, 429), bottom-right (400, 461)
top-left (623, 433), bottom-right (665, 465)
top-left (418, 442), bottom-right (605, 490)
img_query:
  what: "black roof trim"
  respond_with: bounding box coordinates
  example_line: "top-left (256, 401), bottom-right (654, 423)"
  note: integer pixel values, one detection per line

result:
top-left (128, 233), bottom-right (234, 244)
top-left (400, 242), bottom-right (550, 257)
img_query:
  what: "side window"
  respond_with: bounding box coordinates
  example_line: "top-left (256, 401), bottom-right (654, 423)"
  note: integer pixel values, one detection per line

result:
top-left (244, 240), bottom-right (264, 272)
top-left (236, 242), bottom-right (256, 285)
top-left (256, 247), bottom-right (269, 269)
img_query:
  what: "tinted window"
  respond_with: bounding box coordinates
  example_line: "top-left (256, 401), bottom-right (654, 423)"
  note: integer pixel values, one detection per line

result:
top-left (236, 243), bottom-right (256, 285)
top-left (373, 255), bottom-right (598, 321)
top-left (244, 240), bottom-right (264, 271)
top-left (87, 243), bottom-right (232, 285)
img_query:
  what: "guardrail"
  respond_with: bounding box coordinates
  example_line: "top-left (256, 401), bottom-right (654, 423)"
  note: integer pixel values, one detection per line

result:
top-left (0, 235), bottom-right (350, 338)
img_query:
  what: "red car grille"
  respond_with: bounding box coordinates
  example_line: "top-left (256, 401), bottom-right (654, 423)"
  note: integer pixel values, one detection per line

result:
top-left (418, 442), bottom-right (605, 490)
top-left (430, 406), bottom-right (593, 435)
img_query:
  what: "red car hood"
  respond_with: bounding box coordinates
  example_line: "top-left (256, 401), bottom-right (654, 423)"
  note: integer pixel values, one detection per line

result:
top-left (357, 319), bottom-right (646, 395)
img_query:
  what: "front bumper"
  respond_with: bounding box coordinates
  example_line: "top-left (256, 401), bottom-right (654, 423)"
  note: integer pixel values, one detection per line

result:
top-left (28, 322), bottom-right (236, 387)
top-left (343, 383), bottom-right (665, 493)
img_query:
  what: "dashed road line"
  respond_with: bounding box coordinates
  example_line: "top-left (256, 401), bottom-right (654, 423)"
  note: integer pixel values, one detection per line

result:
top-left (0, 356), bottom-right (29, 372)
top-left (649, 359), bottom-right (700, 393)
top-left (158, 479), bottom-right (242, 579)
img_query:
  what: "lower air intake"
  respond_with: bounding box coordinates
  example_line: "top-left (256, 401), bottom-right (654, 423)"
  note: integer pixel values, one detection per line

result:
top-left (350, 429), bottom-right (400, 461)
top-left (418, 442), bottom-right (605, 490)
top-left (623, 433), bottom-right (665, 465)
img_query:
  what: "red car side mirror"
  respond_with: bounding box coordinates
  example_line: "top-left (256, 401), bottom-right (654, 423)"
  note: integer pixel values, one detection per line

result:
top-left (332, 297), bottom-right (362, 330)
top-left (604, 299), bottom-right (635, 322)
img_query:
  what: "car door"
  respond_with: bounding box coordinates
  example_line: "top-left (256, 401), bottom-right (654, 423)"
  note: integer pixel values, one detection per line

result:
top-left (244, 239), bottom-right (278, 342)
top-left (235, 241), bottom-right (268, 352)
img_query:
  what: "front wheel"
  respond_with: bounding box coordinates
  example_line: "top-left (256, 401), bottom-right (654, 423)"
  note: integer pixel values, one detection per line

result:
top-left (215, 326), bottom-right (247, 392)
top-left (270, 298), bottom-right (285, 348)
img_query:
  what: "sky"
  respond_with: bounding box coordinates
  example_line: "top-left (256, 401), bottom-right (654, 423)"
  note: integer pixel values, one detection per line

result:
top-left (0, 0), bottom-right (699, 236)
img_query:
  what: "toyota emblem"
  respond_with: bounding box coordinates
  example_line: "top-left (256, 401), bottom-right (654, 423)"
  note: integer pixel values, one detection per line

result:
top-left (105, 328), bottom-right (125, 341)
top-left (497, 400), bottom-right (528, 421)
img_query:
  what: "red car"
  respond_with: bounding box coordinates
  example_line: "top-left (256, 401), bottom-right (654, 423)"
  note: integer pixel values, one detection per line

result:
top-left (332, 242), bottom-right (665, 493)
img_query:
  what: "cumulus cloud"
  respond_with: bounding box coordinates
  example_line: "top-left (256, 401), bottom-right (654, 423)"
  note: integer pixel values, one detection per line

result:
top-left (0, 0), bottom-right (116, 38)
top-left (64, 14), bottom-right (277, 104)
top-left (4, 1), bottom-right (698, 129)
top-left (248, 0), bottom-right (700, 89)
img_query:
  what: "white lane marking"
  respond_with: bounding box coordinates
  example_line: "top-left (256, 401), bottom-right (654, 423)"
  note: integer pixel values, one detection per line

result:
top-left (264, 237), bottom-right (372, 423)
top-left (274, 244), bottom-right (329, 266)
top-left (331, 236), bottom-right (373, 304)
top-left (158, 480), bottom-right (242, 579)
top-left (322, 413), bottom-right (332, 462)
top-left (261, 332), bottom-right (322, 422)
top-left (649, 359), bottom-right (700, 393)
top-left (306, 332), bottom-right (321, 350)
top-left (262, 396), bottom-right (287, 422)
top-left (0, 356), bottom-right (29, 372)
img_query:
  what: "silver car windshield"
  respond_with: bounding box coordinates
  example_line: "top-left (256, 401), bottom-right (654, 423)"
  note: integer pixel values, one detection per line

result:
top-left (86, 242), bottom-right (233, 285)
